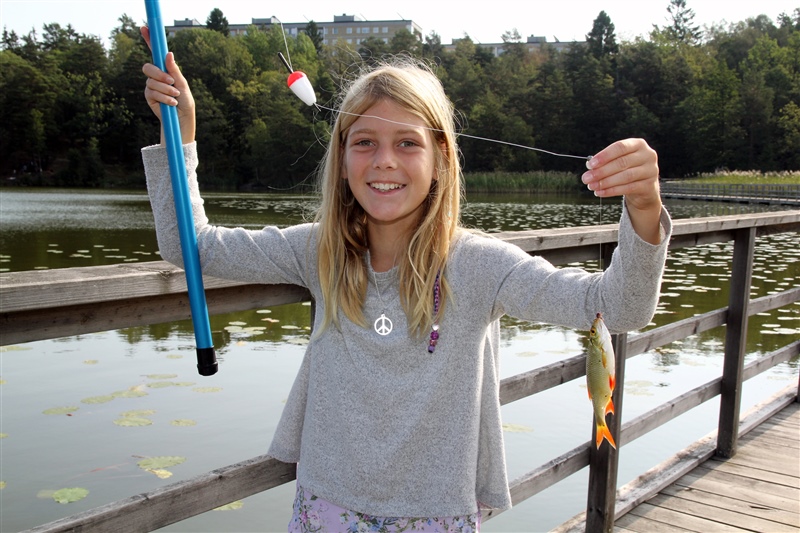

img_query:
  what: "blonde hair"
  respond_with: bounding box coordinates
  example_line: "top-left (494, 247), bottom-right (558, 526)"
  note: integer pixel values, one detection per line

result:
top-left (314, 59), bottom-right (462, 336)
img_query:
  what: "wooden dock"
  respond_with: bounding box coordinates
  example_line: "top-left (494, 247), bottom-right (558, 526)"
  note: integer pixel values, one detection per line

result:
top-left (615, 401), bottom-right (800, 532)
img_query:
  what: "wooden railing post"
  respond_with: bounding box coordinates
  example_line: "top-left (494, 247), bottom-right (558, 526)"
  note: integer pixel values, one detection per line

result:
top-left (717, 227), bottom-right (756, 458)
top-left (584, 242), bottom-right (626, 532)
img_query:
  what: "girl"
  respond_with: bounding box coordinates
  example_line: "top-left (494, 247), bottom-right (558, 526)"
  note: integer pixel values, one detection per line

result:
top-left (142, 31), bottom-right (671, 532)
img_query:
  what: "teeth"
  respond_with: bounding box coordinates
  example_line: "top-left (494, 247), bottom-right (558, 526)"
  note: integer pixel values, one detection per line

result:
top-left (370, 183), bottom-right (403, 191)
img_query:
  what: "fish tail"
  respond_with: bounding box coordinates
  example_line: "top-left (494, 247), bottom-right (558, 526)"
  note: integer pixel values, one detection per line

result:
top-left (595, 422), bottom-right (617, 449)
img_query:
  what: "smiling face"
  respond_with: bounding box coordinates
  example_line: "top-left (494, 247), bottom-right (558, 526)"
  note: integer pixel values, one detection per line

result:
top-left (343, 98), bottom-right (438, 240)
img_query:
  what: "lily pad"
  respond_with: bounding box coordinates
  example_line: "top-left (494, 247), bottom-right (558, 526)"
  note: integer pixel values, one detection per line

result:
top-left (144, 374), bottom-right (178, 380)
top-left (0, 481), bottom-right (5, 489)
top-left (43, 406), bottom-right (79, 415)
top-left (145, 469), bottom-right (173, 479)
top-left (192, 387), bottom-right (222, 393)
top-left (113, 417), bottom-right (153, 427)
top-left (0, 433), bottom-right (7, 439)
top-left (502, 423), bottom-right (533, 433)
top-left (171, 419), bottom-right (197, 427)
top-left (0, 345), bottom-right (32, 352)
top-left (137, 456), bottom-right (185, 470)
top-left (166, 354), bottom-right (183, 359)
top-left (52, 487), bottom-right (89, 504)
top-left (214, 500), bottom-right (243, 511)
top-left (147, 381), bottom-right (177, 388)
top-left (81, 395), bottom-right (115, 404)
top-left (112, 388), bottom-right (148, 398)
top-left (83, 360), bottom-right (99, 365)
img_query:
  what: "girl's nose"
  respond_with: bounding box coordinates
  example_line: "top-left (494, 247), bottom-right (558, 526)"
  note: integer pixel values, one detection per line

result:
top-left (373, 145), bottom-right (397, 170)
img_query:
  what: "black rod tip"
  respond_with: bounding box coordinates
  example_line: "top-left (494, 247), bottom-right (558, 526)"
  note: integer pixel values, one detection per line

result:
top-left (196, 347), bottom-right (218, 376)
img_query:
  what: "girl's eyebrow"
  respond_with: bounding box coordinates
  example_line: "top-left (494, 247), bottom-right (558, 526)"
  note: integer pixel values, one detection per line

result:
top-left (348, 126), bottom-right (427, 137)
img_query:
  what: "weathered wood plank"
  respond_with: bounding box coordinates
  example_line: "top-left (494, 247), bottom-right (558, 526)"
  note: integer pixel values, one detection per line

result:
top-left (742, 428), bottom-right (800, 450)
top-left (772, 407), bottom-right (800, 424)
top-left (1, 283), bottom-right (311, 346)
top-left (625, 501), bottom-right (751, 532)
top-left (644, 492), bottom-right (798, 532)
top-left (690, 464), bottom-right (800, 501)
top-left (704, 458), bottom-right (800, 489)
top-left (719, 447), bottom-right (800, 477)
top-left (674, 470), bottom-right (800, 513)
top-left (614, 511), bottom-right (696, 532)
top-left (660, 484), bottom-right (800, 529)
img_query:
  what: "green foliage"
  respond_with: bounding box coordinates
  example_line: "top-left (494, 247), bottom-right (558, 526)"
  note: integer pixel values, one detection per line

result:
top-left (2, 8), bottom-right (799, 188)
top-left (206, 8), bottom-right (229, 37)
top-left (464, 171), bottom-right (581, 193)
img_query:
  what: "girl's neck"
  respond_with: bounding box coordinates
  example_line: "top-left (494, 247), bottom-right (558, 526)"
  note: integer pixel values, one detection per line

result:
top-left (368, 226), bottom-right (408, 273)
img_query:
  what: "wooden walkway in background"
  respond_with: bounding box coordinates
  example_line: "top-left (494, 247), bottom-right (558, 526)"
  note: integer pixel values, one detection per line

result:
top-left (615, 402), bottom-right (800, 532)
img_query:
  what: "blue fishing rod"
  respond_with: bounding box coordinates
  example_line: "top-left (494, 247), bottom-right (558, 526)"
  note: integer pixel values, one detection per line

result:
top-left (144, 0), bottom-right (217, 376)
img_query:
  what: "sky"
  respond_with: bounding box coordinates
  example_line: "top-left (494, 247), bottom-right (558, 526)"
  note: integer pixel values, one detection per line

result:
top-left (1, 0), bottom-right (798, 48)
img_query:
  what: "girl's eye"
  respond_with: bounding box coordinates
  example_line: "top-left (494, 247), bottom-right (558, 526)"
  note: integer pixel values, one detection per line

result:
top-left (354, 139), bottom-right (373, 147)
top-left (400, 140), bottom-right (418, 148)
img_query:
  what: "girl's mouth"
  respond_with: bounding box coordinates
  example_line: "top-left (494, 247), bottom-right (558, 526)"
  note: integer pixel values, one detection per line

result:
top-left (370, 183), bottom-right (405, 192)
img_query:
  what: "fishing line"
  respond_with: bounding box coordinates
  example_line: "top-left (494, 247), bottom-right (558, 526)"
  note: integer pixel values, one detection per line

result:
top-left (276, 18), bottom-right (294, 73)
top-left (312, 104), bottom-right (592, 161)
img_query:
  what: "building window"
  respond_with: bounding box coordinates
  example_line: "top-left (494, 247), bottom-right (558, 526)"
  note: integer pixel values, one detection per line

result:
top-left (347, 38), bottom-right (352, 44)
top-left (332, 28), bottom-right (337, 34)
top-left (382, 27), bottom-right (389, 33)
top-left (347, 27), bottom-right (353, 34)
top-left (373, 27), bottom-right (379, 33)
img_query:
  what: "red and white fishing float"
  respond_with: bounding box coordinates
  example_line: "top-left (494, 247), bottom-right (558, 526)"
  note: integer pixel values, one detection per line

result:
top-left (287, 71), bottom-right (317, 106)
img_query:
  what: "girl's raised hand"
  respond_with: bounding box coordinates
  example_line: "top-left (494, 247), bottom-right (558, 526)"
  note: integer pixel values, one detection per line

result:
top-left (583, 138), bottom-right (663, 244)
top-left (141, 26), bottom-right (195, 144)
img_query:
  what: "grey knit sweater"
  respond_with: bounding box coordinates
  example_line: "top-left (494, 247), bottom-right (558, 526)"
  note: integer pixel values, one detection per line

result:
top-left (143, 142), bottom-right (671, 518)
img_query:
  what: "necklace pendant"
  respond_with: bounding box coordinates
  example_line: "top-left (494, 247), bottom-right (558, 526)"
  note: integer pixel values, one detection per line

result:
top-left (374, 313), bottom-right (393, 336)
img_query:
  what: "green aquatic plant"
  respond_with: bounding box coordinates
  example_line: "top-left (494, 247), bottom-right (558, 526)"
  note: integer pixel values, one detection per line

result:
top-left (113, 418), bottom-right (152, 427)
top-left (43, 406), bottom-right (79, 415)
top-left (52, 487), bottom-right (89, 504)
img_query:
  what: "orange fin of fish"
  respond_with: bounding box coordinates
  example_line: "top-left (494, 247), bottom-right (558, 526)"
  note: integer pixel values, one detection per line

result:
top-left (605, 397), bottom-right (615, 417)
top-left (595, 423), bottom-right (617, 449)
top-left (609, 374), bottom-right (616, 390)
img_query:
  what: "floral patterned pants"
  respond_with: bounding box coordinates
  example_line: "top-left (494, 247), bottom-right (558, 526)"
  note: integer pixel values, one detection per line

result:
top-left (289, 485), bottom-right (481, 532)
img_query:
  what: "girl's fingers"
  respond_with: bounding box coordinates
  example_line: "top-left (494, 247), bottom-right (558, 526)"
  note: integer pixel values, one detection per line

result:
top-left (142, 63), bottom-right (175, 86)
top-left (581, 139), bottom-right (658, 197)
top-left (141, 26), bottom-right (152, 50)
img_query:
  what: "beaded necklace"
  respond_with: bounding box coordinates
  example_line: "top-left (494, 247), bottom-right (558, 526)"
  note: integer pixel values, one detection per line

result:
top-left (427, 270), bottom-right (441, 353)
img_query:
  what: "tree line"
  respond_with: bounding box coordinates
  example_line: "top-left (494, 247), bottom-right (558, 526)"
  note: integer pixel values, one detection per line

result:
top-left (1, 1), bottom-right (799, 189)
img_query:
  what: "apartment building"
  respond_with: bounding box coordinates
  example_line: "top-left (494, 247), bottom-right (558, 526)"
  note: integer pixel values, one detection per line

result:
top-left (443, 35), bottom-right (581, 57)
top-left (166, 14), bottom-right (423, 47)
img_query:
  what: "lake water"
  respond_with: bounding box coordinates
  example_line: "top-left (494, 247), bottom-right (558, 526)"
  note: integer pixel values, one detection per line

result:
top-left (1, 189), bottom-right (798, 532)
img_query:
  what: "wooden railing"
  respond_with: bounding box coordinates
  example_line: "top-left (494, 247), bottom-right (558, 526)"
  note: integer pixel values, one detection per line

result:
top-left (660, 182), bottom-right (800, 206)
top-left (2, 210), bottom-right (799, 533)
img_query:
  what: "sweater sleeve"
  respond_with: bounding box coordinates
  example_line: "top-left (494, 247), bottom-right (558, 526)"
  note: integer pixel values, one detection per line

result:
top-left (141, 142), bottom-right (314, 288)
top-left (451, 202), bottom-right (672, 334)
